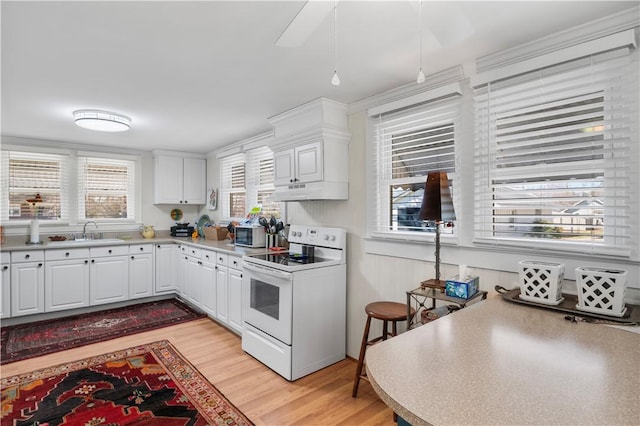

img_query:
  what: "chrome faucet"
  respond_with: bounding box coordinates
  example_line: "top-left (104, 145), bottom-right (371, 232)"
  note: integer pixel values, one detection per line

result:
top-left (83, 221), bottom-right (98, 239)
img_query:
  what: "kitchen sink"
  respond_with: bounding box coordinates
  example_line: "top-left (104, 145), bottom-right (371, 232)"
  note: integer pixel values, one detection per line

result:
top-left (47, 238), bottom-right (124, 246)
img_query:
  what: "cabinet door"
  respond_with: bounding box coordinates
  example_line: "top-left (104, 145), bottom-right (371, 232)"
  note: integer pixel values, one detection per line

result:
top-left (11, 261), bottom-right (45, 317)
top-left (155, 244), bottom-right (176, 293)
top-left (154, 155), bottom-right (184, 204)
top-left (90, 256), bottom-right (129, 305)
top-left (200, 260), bottom-right (217, 317)
top-left (44, 259), bottom-right (90, 312)
top-left (296, 141), bottom-right (323, 183)
top-left (274, 148), bottom-right (295, 186)
top-left (183, 157), bottom-right (206, 205)
top-left (216, 265), bottom-right (229, 324)
top-left (228, 268), bottom-right (243, 334)
top-left (1, 261), bottom-right (10, 319)
top-left (129, 253), bottom-right (153, 299)
top-left (184, 257), bottom-right (202, 307)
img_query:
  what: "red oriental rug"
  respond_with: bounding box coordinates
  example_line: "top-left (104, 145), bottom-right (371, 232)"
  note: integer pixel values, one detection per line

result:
top-left (1, 340), bottom-right (253, 425)
top-left (1, 299), bottom-right (206, 365)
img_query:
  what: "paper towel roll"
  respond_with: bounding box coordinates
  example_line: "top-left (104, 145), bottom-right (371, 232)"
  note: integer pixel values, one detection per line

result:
top-left (30, 219), bottom-right (40, 243)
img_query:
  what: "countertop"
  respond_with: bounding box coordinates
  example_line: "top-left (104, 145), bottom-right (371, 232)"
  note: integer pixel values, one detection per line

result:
top-left (0, 233), bottom-right (265, 257)
top-left (365, 294), bottom-right (640, 426)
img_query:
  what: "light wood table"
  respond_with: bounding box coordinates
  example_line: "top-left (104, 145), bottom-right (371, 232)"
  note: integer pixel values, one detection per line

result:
top-left (366, 294), bottom-right (640, 425)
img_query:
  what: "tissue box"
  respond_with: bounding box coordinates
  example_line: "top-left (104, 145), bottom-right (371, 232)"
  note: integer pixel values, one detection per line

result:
top-left (445, 275), bottom-right (479, 299)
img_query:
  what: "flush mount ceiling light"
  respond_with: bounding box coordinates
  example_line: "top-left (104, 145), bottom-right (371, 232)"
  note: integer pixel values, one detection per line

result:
top-left (73, 109), bottom-right (131, 132)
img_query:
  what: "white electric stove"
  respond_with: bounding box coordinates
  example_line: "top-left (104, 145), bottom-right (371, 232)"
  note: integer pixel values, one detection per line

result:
top-left (241, 225), bottom-right (346, 381)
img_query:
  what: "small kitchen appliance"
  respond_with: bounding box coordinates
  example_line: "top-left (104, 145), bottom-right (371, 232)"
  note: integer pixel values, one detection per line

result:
top-left (171, 223), bottom-right (194, 237)
top-left (235, 225), bottom-right (267, 248)
top-left (241, 224), bottom-right (346, 381)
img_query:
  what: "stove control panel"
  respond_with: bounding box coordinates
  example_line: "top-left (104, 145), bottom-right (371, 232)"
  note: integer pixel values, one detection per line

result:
top-left (287, 225), bottom-right (346, 250)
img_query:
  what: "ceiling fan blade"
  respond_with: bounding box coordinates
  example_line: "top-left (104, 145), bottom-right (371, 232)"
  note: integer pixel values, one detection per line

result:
top-left (410, 1), bottom-right (474, 48)
top-left (275, 0), bottom-right (336, 47)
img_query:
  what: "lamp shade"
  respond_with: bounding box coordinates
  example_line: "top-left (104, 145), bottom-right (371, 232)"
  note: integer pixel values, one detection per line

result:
top-left (418, 171), bottom-right (456, 222)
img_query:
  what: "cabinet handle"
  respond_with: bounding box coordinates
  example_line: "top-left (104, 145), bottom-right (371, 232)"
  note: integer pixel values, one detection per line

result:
top-left (25, 254), bottom-right (30, 259)
top-left (233, 260), bottom-right (238, 266)
top-left (65, 252), bottom-right (70, 257)
top-left (2, 266), bottom-right (7, 270)
top-left (240, 274), bottom-right (243, 278)
top-left (84, 260), bottom-right (89, 264)
top-left (140, 247), bottom-right (144, 251)
top-left (38, 263), bottom-right (43, 267)
top-left (131, 256), bottom-right (135, 259)
top-left (290, 179), bottom-right (293, 183)
top-left (108, 249), bottom-right (112, 254)
top-left (179, 201), bottom-right (183, 204)
top-left (184, 256), bottom-right (188, 260)
top-left (219, 257), bottom-right (223, 262)
top-left (91, 259), bottom-right (95, 263)
top-left (184, 201), bottom-right (188, 204)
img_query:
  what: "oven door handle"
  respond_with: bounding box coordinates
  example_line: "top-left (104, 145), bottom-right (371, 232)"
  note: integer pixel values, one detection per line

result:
top-left (243, 262), bottom-right (292, 280)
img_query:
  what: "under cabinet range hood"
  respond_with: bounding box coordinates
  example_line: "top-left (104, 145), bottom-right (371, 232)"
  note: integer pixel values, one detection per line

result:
top-left (268, 98), bottom-right (351, 202)
top-left (269, 181), bottom-right (348, 202)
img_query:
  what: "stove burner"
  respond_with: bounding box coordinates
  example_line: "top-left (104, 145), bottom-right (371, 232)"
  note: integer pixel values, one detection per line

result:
top-left (249, 252), bottom-right (327, 266)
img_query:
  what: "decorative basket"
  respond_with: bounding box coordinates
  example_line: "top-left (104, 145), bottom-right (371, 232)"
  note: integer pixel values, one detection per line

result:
top-left (518, 261), bottom-right (565, 305)
top-left (575, 267), bottom-right (628, 317)
top-left (204, 226), bottom-right (228, 241)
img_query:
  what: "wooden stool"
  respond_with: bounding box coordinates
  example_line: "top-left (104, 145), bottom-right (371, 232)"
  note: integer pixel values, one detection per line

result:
top-left (352, 301), bottom-right (415, 398)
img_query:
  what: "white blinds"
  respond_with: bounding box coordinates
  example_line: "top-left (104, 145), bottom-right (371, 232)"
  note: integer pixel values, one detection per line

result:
top-left (220, 153), bottom-right (246, 219)
top-left (371, 97), bottom-right (459, 234)
top-left (78, 156), bottom-right (136, 221)
top-left (245, 146), bottom-right (280, 218)
top-left (1, 151), bottom-right (69, 222)
top-left (474, 49), bottom-right (638, 256)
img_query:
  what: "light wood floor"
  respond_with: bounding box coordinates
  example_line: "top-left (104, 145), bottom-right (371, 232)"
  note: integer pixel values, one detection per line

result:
top-left (1, 317), bottom-right (394, 425)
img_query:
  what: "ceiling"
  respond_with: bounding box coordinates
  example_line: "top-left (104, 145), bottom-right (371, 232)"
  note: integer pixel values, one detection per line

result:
top-left (1, 1), bottom-right (636, 154)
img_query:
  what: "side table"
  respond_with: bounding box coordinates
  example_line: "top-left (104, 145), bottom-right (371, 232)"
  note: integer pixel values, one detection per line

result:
top-left (406, 287), bottom-right (487, 330)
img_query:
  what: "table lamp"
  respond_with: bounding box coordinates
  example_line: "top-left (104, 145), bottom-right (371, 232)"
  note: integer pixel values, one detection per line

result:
top-left (419, 172), bottom-right (455, 290)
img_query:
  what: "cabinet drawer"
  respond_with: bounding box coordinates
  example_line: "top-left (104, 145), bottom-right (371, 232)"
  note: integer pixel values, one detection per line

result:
top-left (45, 248), bottom-right (90, 261)
top-left (216, 253), bottom-right (229, 266)
top-left (229, 255), bottom-right (242, 270)
top-left (90, 246), bottom-right (129, 257)
top-left (183, 246), bottom-right (201, 259)
top-left (201, 249), bottom-right (216, 264)
top-left (11, 250), bottom-right (44, 263)
top-left (129, 244), bottom-right (153, 254)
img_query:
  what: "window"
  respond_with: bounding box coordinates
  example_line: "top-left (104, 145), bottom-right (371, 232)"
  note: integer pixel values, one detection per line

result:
top-left (220, 147), bottom-right (282, 221)
top-left (220, 153), bottom-right (246, 219)
top-left (0, 151), bottom-right (68, 222)
top-left (474, 48), bottom-right (638, 256)
top-left (370, 96), bottom-right (459, 236)
top-left (78, 156), bottom-right (135, 221)
top-left (246, 146), bottom-right (280, 219)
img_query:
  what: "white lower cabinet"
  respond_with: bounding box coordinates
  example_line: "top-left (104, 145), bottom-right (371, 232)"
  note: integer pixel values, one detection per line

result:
top-left (89, 246), bottom-right (129, 306)
top-left (200, 249), bottom-right (217, 317)
top-left (44, 248), bottom-right (90, 312)
top-left (228, 255), bottom-right (243, 334)
top-left (182, 246), bottom-right (203, 307)
top-left (1, 252), bottom-right (10, 318)
top-left (129, 244), bottom-right (154, 299)
top-left (155, 244), bottom-right (177, 293)
top-left (10, 250), bottom-right (45, 317)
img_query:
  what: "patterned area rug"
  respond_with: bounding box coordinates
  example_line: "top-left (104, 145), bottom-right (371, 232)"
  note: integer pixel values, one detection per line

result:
top-left (1, 299), bottom-right (206, 365)
top-left (1, 340), bottom-right (253, 425)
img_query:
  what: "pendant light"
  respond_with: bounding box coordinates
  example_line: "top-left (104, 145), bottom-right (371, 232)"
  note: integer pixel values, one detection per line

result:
top-left (331, 0), bottom-right (340, 86)
top-left (416, 0), bottom-right (426, 84)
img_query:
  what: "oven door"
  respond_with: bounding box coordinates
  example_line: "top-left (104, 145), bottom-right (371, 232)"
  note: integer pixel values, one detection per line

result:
top-left (242, 261), bottom-right (293, 345)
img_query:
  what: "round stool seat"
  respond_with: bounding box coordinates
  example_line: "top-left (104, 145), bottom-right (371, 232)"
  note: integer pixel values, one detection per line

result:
top-left (365, 301), bottom-right (413, 321)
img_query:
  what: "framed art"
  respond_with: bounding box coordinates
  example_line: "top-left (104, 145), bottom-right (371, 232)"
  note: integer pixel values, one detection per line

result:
top-left (207, 188), bottom-right (218, 211)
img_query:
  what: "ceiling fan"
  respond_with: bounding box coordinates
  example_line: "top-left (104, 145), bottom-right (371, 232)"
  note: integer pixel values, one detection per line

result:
top-left (275, 0), bottom-right (474, 49)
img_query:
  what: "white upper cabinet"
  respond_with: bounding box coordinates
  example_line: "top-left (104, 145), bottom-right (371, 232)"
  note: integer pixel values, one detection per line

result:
top-left (153, 151), bottom-right (206, 205)
top-left (268, 98), bottom-right (350, 201)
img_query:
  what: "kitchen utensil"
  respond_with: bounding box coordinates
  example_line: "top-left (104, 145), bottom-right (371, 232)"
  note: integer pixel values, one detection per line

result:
top-left (275, 221), bottom-right (284, 233)
top-left (259, 217), bottom-right (269, 232)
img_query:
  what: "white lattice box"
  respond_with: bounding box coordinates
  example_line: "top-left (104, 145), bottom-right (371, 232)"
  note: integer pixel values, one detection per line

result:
top-left (575, 267), bottom-right (628, 317)
top-left (518, 261), bottom-right (565, 305)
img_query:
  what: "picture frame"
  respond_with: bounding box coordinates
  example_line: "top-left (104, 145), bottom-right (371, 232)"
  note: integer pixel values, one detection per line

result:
top-left (207, 188), bottom-right (218, 211)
